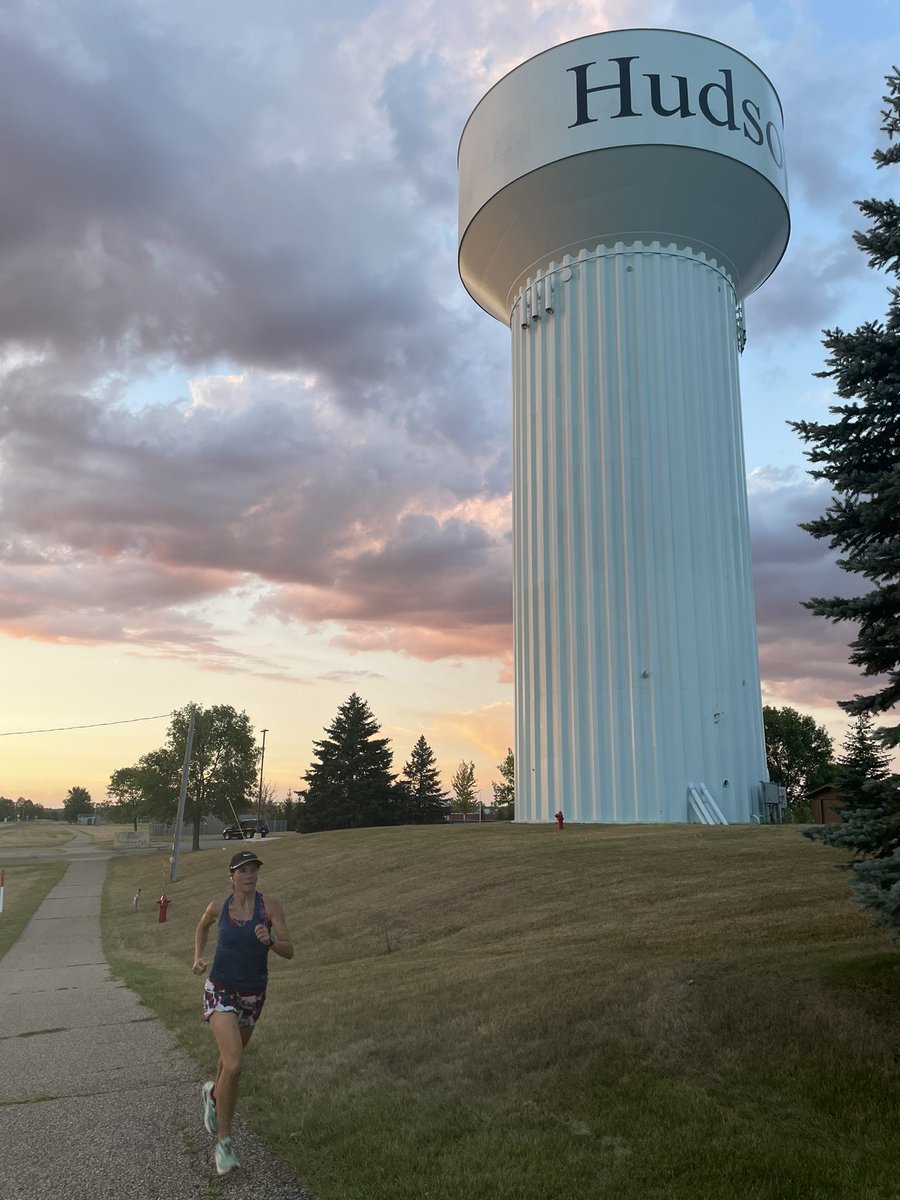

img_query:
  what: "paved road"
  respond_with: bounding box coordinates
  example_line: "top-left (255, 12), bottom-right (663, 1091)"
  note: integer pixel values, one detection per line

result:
top-left (0, 843), bottom-right (313, 1199)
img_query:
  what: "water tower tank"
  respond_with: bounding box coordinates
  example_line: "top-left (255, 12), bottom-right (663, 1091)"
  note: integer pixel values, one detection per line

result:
top-left (458, 30), bottom-right (789, 823)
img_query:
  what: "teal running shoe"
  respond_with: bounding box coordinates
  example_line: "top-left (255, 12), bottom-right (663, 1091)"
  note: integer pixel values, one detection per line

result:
top-left (201, 1081), bottom-right (218, 1136)
top-left (215, 1137), bottom-right (240, 1176)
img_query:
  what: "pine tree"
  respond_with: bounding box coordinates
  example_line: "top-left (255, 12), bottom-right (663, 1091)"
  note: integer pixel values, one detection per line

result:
top-left (299, 693), bottom-right (399, 832)
top-left (794, 68), bottom-right (900, 940)
top-left (400, 735), bottom-right (450, 824)
top-left (788, 67), bottom-right (900, 746)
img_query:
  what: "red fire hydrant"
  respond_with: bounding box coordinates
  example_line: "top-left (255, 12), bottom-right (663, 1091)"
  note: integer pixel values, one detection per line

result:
top-left (156, 894), bottom-right (171, 923)
top-left (555, 811), bottom-right (565, 830)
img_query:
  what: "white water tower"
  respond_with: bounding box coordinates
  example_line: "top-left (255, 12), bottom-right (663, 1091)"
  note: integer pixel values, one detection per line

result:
top-left (458, 30), bottom-right (789, 823)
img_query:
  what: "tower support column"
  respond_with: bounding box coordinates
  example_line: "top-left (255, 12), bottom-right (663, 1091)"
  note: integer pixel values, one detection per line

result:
top-left (512, 242), bottom-right (766, 822)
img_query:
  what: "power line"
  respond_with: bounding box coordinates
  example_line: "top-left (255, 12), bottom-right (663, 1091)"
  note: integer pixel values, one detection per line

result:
top-left (0, 713), bottom-right (170, 737)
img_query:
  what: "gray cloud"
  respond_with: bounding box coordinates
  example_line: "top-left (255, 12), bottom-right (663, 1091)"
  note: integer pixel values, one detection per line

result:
top-left (0, 0), bottom-right (892, 708)
top-left (749, 473), bottom-right (865, 707)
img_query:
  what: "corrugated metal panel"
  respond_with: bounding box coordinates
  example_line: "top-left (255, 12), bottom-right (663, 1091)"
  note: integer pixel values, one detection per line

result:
top-left (511, 242), bottom-right (767, 823)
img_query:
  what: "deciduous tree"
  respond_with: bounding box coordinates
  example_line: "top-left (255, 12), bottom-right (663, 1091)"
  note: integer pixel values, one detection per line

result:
top-left (108, 704), bottom-right (259, 850)
top-left (108, 766), bottom-right (147, 832)
top-left (763, 706), bottom-right (834, 819)
top-left (450, 760), bottom-right (478, 814)
top-left (62, 786), bottom-right (93, 823)
top-left (492, 748), bottom-right (515, 818)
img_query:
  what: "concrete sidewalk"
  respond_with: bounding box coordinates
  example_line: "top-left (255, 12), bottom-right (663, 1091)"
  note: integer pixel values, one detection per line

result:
top-left (0, 857), bottom-right (312, 1199)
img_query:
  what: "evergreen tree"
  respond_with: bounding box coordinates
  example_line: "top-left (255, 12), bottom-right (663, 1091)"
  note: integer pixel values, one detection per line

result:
top-left (492, 748), bottom-right (515, 818)
top-left (400, 735), bottom-right (450, 823)
top-left (450, 760), bottom-right (478, 813)
top-left (795, 68), bottom-right (900, 941)
top-left (763, 705), bottom-right (834, 818)
top-left (788, 67), bottom-right (900, 747)
top-left (299, 693), bottom-right (398, 832)
top-left (834, 712), bottom-right (893, 808)
top-left (804, 770), bottom-right (900, 941)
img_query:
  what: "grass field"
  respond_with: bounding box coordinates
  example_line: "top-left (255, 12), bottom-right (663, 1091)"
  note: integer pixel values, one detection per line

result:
top-left (0, 822), bottom-right (78, 849)
top-left (0, 859), bottom-right (69, 960)
top-left (102, 824), bottom-right (900, 1200)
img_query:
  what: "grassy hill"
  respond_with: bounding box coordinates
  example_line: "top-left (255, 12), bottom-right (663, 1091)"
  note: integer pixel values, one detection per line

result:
top-left (103, 823), bottom-right (899, 1200)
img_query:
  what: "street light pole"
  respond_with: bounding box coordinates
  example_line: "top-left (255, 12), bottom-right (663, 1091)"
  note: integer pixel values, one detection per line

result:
top-left (256, 728), bottom-right (268, 826)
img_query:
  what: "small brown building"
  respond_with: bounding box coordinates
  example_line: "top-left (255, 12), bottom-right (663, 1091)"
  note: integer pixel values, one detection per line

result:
top-left (807, 784), bottom-right (845, 824)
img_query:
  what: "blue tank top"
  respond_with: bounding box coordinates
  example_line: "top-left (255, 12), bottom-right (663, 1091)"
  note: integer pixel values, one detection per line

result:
top-left (210, 892), bottom-right (270, 992)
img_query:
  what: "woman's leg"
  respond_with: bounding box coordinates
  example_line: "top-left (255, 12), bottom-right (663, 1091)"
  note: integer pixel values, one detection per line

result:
top-left (208, 1012), bottom-right (253, 1140)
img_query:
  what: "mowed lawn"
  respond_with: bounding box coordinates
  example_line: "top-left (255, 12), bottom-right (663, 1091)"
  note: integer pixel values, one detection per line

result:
top-left (102, 824), bottom-right (899, 1200)
top-left (0, 859), bottom-right (69, 961)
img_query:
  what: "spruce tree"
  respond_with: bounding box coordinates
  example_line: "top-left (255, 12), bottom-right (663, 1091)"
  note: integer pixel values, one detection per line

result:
top-left (834, 713), bottom-right (892, 808)
top-left (299, 693), bottom-right (399, 832)
top-left (788, 67), bottom-right (900, 745)
top-left (793, 68), bottom-right (900, 940)
top-left (400, 735), bottom-right (450, 824)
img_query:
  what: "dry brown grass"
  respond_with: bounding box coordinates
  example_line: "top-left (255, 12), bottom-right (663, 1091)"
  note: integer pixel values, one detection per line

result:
top-left (103, 824), bottom-right (900, 1200)
top-left (0, 859), bottom-right (69, 960)
top-left (0, 822), bottom-right (77, 848)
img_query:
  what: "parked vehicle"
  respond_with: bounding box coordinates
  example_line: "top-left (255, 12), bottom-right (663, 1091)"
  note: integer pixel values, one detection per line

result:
top-left (222, 817), bottom-right (269, 840)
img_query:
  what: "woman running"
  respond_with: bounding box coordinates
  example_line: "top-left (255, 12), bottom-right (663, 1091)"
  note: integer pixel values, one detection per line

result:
top-left (192, 847), bottom-right (294, 1175)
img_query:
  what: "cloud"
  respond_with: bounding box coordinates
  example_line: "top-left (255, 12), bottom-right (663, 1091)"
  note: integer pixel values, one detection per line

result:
top-left (0, 366), bottom-right (512, 663)
top-left (0, 0), bottom-right (892, 718)
top-left (748, 470), bottom-right (865, 709)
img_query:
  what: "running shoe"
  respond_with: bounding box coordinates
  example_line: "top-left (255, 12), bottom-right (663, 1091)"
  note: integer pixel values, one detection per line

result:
top-left (201, 1081), bottom-right (218, 1135)
top-left (215, 1137), bottom-right (240, 1176)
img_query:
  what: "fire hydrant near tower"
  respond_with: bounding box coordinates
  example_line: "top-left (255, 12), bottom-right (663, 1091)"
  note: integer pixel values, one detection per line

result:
top-left (555, 811), bottom-right (565, 830)
top-left (156, 893), bottom-right (171, 923)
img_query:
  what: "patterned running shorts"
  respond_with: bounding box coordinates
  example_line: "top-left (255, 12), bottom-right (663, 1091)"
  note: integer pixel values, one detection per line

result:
top-left (203, 978), bottom-right (267, 1028)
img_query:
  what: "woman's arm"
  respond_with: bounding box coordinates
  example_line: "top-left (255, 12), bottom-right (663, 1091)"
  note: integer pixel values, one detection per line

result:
top-left (256, 897), bottom-right (294, 960)
top-left (192, 900), bottom-right (221, 975)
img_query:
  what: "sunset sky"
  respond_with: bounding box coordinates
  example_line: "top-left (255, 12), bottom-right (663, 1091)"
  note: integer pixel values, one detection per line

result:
top-left (1, 0), bottom-right (898, 810)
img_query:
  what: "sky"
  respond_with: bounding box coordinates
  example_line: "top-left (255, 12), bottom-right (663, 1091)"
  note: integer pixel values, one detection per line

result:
top-left (1, 0), bottom-right (898, 810)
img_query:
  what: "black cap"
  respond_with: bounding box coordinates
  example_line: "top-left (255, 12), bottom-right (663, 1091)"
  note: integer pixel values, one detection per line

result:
top-left (229, 849), bottom-right (263, 871)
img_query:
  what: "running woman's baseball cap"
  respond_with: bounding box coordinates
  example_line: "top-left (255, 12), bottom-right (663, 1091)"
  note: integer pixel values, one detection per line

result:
top-left (229, 849), bottom-right (263, 871)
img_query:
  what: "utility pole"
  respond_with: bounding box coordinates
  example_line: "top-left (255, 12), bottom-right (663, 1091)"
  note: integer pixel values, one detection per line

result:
top-left (256, 728), bottom-right (268, 825)
top-left (170, 705), bottom-right (196, 883)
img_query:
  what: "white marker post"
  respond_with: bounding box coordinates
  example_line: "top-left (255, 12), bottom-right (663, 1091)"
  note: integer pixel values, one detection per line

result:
top-left (0, 868), bottom-right (5, 914)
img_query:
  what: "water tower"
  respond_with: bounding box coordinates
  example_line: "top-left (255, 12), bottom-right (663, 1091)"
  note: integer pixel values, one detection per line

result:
top-left (458, 30), bottom-right (789, 823)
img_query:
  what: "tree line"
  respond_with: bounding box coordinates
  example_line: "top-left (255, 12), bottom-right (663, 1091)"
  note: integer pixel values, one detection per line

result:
top-left (91, 694), bottom-right (515, 845)
top-left (0, 795), bottom-right (57, 822)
